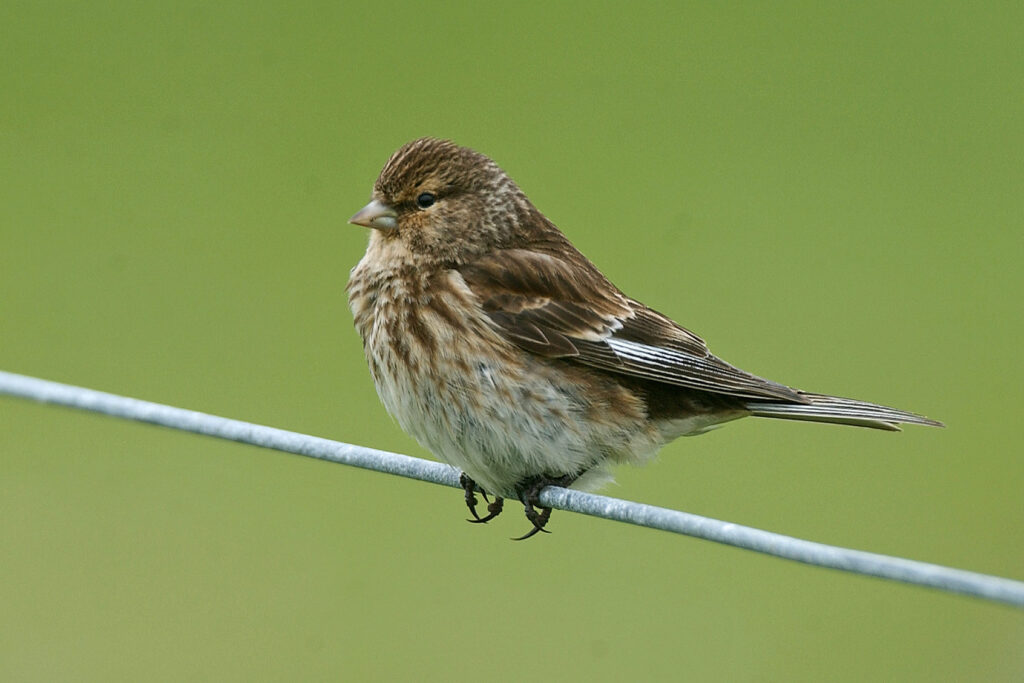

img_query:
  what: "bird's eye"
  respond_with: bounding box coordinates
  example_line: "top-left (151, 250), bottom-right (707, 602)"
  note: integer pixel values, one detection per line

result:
top-left (416, 192), bottom-right (436, 209)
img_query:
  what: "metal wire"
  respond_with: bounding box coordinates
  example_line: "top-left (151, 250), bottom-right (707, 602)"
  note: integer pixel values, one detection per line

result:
top-left (2, 370), bottom-right (1022, 609)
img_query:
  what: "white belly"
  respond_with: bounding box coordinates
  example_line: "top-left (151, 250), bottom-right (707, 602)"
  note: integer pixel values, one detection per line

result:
top-left (349, 265), bottom-right (664, 498)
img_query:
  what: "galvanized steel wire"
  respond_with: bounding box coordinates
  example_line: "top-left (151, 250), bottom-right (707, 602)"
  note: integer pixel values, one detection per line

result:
top-left (2, 370), bottom-right (1021, 609)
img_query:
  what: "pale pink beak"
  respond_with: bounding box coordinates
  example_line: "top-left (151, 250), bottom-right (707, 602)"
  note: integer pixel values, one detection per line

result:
top-left (349, 199), bottom-right (398, 231)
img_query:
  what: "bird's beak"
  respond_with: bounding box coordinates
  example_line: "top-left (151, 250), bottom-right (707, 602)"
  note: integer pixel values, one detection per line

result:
top-left (349, 199), bottom-right (398, 231)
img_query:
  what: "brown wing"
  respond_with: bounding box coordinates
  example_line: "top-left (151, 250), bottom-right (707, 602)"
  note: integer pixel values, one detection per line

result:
top-left (457, 249), bottom-right (804, 402)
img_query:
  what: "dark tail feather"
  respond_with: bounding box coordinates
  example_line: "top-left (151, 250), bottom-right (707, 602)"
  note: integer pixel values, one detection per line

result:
top-left (745, 392), bottom-right (944, 432)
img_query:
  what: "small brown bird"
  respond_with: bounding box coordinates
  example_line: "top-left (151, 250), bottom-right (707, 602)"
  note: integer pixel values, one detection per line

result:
top-left (347, 138), bottom-right (941, 539)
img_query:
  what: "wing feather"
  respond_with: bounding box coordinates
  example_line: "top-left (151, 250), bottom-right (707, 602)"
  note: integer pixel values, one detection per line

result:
top-left (457, 249), bottom-right (804, 402)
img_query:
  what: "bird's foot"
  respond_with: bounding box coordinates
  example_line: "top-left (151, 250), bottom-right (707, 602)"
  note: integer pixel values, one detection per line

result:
top-left (512, 474), bottom-right (576, 541)
top-left (460, 473), bottom-right (504, 523)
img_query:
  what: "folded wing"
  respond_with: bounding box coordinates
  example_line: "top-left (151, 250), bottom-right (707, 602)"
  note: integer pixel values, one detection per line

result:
top-left (457, 249), bottom-right (805, 403)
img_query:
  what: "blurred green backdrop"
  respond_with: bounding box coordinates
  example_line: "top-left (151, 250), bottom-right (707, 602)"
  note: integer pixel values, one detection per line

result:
top-left (2, 2), bottom-right (1022, 681)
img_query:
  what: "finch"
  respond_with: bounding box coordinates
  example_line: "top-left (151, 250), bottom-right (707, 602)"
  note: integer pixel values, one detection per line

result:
top-left (346, 137), bottom-right (941, 539)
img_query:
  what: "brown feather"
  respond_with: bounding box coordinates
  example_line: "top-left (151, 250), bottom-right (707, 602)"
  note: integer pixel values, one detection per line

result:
top-left (457, 248), bottom-right (805, 402)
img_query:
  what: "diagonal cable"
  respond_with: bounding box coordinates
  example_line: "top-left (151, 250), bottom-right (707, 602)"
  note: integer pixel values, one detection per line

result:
top-left (1, 370), bottom-right (1021, 609)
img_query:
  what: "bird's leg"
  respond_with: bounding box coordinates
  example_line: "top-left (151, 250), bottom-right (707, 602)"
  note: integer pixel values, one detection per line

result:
top-left (512, 474), bottom-right (576, 541)
top-left (460, 472), bottom-right (481, 519)
top-left (460, 473), bottom-right (504, 523)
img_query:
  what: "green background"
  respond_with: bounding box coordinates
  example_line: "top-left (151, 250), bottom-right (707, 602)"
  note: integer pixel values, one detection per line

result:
top-left (2, 2), bottom-right (1021, 680)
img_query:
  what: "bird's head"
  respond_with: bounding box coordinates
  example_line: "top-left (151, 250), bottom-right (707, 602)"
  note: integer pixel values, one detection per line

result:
top-left (349, 138), bottom-right (539, 265)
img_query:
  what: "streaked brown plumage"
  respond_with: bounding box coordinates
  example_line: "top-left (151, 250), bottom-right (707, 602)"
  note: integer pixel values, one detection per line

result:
top-left (346, 137), bottom-right (941, 538)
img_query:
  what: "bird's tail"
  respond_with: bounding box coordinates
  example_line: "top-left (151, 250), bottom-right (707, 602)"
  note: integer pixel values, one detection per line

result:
top-left (744, 392), bottom-right (943, 431)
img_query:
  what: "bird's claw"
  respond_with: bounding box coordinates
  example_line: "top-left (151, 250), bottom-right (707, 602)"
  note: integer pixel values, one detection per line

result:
top-left (460, 473), bottom-right (504, 524)
top-left (512, 505), bottom-right (552, 540)
top-left (468, 497), bottom-right (504, 524)
top-left (511, 473), bottom-right (575, 541)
